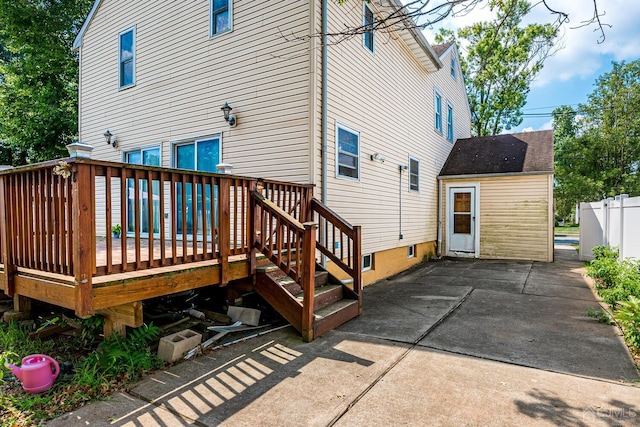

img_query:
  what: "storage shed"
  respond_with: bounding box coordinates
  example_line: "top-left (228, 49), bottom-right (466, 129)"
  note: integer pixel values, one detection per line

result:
top-left (438, 130), bottom-right (554, 262)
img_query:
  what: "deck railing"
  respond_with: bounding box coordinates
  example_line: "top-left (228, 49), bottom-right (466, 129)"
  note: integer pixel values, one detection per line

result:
top-left (0, 158), bottom-right (359, 324)
top-left (310, 198), bottom-right (362, 309)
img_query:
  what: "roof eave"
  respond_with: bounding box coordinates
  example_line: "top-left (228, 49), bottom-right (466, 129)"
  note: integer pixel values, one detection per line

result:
top-left (388, 0), bottom-right (443, 72)
top-left (73, 0), bottom-right (102, 51)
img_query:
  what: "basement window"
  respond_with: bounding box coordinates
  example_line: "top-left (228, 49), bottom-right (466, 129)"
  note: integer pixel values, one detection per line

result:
top-left (408, 245), bottom-right (416, 258)
top-left (362, 254), bottom-right (372, 271)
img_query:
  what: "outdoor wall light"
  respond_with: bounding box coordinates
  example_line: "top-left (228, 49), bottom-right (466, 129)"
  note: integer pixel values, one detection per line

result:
top-left (103, 130), bottom-right (117, 148)
top-left (370, 153), bottom-right (385, 163)
top-left (221, 102), bottom-right (237, 127)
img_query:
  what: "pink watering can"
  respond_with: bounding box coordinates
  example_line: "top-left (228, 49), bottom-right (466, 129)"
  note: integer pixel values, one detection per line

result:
top-left (5, 354), bottom-right (60, 394)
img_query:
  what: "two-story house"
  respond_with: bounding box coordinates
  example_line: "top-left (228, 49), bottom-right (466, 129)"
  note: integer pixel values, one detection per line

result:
top-left (72, 0), bottom-right (471, 286)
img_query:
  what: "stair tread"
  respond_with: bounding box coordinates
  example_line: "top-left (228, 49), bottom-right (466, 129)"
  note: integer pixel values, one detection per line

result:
top-left (314, 298), bottom-right (358, 320)
top-left (294, 284), bottom-right (342, 300)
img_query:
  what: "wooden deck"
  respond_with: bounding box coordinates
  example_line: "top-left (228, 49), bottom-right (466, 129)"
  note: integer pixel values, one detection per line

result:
top-left (0, 158), bottom-right (361, 340)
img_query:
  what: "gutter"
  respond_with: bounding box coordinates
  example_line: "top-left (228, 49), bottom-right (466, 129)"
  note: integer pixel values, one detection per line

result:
top-left (437, 171), bottom-right (554, 180)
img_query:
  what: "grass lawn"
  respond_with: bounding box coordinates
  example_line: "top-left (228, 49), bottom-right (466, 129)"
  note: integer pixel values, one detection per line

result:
top-left (555, 225), bottom-right (580, 235)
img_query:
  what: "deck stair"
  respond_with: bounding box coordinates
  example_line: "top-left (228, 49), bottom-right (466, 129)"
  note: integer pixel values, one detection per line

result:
top-left (255, 263), bottom-right (359, 339)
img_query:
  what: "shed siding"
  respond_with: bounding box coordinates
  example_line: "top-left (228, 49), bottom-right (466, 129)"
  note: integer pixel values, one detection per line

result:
top-left (441, 174), bottom-right (553, 262)
top-left (314, 1), bottom-right (471, 256)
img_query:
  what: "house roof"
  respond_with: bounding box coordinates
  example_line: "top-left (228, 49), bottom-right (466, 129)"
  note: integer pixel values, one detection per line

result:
top-left (432, 41), bottom-right (454, 57)
top-left (73, 0), bottom-right (443, 72)
top-left (439, 130), bottom-right (554, 177)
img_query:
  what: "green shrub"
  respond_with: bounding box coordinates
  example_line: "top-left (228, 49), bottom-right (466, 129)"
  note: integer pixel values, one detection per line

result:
top-left (614, 296), bottom-right (640, 354)
top-left (587, 246), bottom-right (623, 290)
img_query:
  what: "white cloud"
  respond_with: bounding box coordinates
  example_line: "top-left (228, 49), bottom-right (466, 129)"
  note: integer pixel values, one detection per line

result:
top-left (521, 127), bottom-right (535, 132)
top-left (424, 0), bottom-right (640, 87)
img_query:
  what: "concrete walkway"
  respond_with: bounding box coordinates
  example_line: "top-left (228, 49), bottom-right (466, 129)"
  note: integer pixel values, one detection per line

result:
top-left (47, 244), bottom-right (639, 426)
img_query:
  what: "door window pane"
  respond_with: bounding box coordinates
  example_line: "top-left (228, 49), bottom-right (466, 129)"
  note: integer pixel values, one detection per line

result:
top-left (454, 192), bottom-right (471, 212)
top-left (454, 214), bottom-right (471, 234)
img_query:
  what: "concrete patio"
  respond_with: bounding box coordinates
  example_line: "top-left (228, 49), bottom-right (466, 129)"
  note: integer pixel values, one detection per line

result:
top-left (47, 244), bottom-right (640, 426)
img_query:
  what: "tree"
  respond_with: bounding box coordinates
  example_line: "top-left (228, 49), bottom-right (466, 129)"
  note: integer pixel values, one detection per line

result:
top-left (553, 60), bottom-right (640, 218)
top-left (320, 0), bottom-right (609, 45)
top-left (0, 0), bottom-right (92, 165)
top-left (436, 0), bottom-right (558, 136)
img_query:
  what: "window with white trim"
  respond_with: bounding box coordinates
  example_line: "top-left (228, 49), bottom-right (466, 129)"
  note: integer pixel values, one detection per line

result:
top-left (119, 27), bottom-right (135, 89)
top-left (447, 103), bottom-right (454, 142)
top-left (363, 3), bottom-right (374, 53)
top-left (434, 90), bottom-right (443, 133)
top-left (211, 0), bottom-right (232, 36)
top-left (362, 254), bottom-right (372, 271)
top-left (407, 245), bottom-right (415, 258)
top-left (336, 124), bottom-right (360, 179)
top-left (451, 56), bottom-right (457, 79)
top-left (409, 156), bottom-right (419, 192)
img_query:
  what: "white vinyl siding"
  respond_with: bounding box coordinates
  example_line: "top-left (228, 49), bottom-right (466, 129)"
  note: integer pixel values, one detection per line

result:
top-left (409, 156), bottom-right (419, 192)
top-left (118, 26), bottom-right (135, 89)
top-left (363, 3), bottom-right (374, 54)
top-left (336, 123), bottom-right (360, 180)
top-left (434, 89), bottom-right (443, 133)
top-left (210, 0), bottom-right (232, 37)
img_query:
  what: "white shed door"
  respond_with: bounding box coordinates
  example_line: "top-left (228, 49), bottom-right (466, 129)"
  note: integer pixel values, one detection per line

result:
top-left (449, 187), bottom-right (476, 253)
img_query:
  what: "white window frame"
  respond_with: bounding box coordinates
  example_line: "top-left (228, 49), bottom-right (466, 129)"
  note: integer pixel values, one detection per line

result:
top-left (451, 56), bottom-right (457, 79)
top-left (362, 254), bottom-right (372, 271)
top-left (210, 0), bottom-right (233, 38)
top-left (434, 88), bottom-right (443, 134)
top-left (118, 26), bottom-right (136, 90)
top-left (363, 3), bottom-right (375, 54)
top-left (407, 245), bottom-right (416, 258)
top-left (122, 144), bottom-right (162, 165)
top-left (408, 156), bottom-right (419, 192)
top-left (335, 123), bottom-right (360, 181)
top-left (447, 102), bottom-right (454, 142)
top-left (170, 134), bottom-right (223, 171)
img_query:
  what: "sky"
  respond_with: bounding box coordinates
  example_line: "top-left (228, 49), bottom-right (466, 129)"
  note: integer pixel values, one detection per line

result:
top-left (424, 0), bottom-right (640, 133)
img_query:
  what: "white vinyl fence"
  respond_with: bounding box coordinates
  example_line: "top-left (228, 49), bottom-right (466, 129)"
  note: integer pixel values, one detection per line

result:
top-left (579, 195), bottom-right (640, 261)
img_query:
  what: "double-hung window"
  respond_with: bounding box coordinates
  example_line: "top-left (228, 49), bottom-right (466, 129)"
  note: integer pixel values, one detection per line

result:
top-left (211, 0), bottom-right (232, 36)
top-left (119, 27), bottom-right (135, 89)
top-left (409, 157), bottom-right (419, 192)
top-left (434, 90), bottom-right (443, 133)
top-left (447, 104), bottom-right (454, 142)
top-left (451, 56), bottom-right (457, 79)
top-left (363, 3), bottom-right (375, 53)
top-left (336, 124), bottom-right (360, 180)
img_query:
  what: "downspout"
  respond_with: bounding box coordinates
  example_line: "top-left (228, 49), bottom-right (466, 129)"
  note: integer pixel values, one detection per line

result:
top-left (321, 0), bottom-right (328, 205)
top-left (321, 0), bottom-right (328, 267)
top-left (399, 165), bottom-right (408, 239)
top-left (436, 178), bottom-right (443, 257)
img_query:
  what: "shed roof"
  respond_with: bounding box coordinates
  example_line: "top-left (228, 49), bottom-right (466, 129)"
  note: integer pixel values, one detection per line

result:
top-left (432, 41), bottom-right (454, 57)
top-left (439, 130), bottom-right (554, 176)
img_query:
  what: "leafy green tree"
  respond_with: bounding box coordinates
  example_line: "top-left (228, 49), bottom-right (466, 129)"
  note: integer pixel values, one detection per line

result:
top-left (437, 0), bottom-right (558, 136)
top-left (0, 0), bottom-right (92, 165)
top-left (553, 60), bottom-right (640, 218)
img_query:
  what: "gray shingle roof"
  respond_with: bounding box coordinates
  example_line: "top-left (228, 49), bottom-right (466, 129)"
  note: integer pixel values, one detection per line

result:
top-left (439, 130), bottom-right (554, 176)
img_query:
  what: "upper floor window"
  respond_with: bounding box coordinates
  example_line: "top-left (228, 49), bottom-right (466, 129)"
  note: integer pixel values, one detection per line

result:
top-left (409, 156), bottom-right (419, 192)
top-left (447, 104), bottom-right (454, 142)
top-left (336, 124), bottom-right (360, 180)
top-left (211, 0), bottom-right (232, 37)
top-left (119, 27), bottom-right (135, 89)
top-left (451, 56), bottom-right (457, 79)
top-left (363, 3), bottom-right (374, 53)
top-left (434, 90), bottom-right (442, 133)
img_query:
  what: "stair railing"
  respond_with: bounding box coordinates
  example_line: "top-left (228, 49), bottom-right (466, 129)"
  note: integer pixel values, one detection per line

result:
top-left (251, 191), bottom-right (317, 340)
top-left (309, 198), bottom-right (362, 312)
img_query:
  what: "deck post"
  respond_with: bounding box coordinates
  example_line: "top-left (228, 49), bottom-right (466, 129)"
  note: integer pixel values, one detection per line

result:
top-left (0, 174), bottom-right (16, 296)
top-left (72, 162), bottom-right (94, 316)
top-left (248, 181), bottom-right (258, 276)
top-left (353, 225), bottom-right (362, 315)
top-left (301, 222), bottom-right (317, 342)
top-left (218, 177), bottom-right (230, 285)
